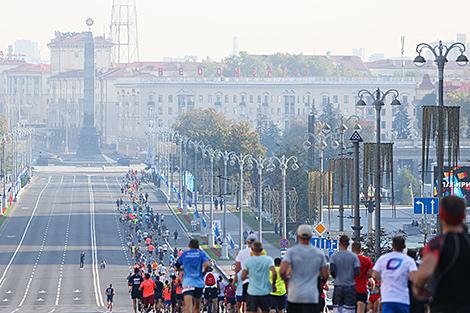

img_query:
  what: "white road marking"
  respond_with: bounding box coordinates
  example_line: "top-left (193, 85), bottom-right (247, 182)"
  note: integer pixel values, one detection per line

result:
top-left (54, 175), bottom-right (74, 306)
top-left (18, 176), bottom-right (63, 307)
top-left (0, 176), bottom-right (51, 289)
top-left (88, 176), bottom-right (104, 307)
top-left (6, 236), bottom-right (16, 238)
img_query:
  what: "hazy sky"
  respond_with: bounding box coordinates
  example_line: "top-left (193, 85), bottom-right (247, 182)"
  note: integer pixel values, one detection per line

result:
top-left (0, 0), bottom-right (469, 62)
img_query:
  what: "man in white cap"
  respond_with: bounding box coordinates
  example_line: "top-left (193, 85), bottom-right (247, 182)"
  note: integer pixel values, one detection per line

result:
top-left (234, 233), bottom-right (258, 306)
top-left (280, 224), bottom-right (328, 313)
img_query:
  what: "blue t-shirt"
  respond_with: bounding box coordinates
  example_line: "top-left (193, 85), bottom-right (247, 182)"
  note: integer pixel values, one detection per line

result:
top-left (176, 249), bottom-right (209, 288)
top-left (243, 255), bottom-right (274, 296)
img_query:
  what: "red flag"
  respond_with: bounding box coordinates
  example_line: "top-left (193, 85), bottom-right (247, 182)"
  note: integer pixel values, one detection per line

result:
top-left (179, 68), bottom-right (184, 76)
top-left (234, 67), bottom-right (240, 77)
top-left (252, 67), bottom-right (257, 77)
top-left (216, 67), bottom-right (222, 76)
top-left (197, 67), bottom-right (203, 76)
top-left (158, 68), bottom-right (163, 76)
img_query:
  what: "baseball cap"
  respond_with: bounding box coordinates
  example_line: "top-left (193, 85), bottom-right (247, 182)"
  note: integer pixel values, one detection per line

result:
top-left (246, 233), bottom-right (258, 243)
top-left (297, 224), bottom-right (313, 239)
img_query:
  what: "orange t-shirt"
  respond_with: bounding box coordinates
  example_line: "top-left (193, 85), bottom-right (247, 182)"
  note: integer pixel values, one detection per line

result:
top-left (148, 245), bottom-right (155, 252)
top-left (140, 279), bottom-right (156, 298)
top-left (146, 238), bottom-right (151, 245)
top-left (163, 287), bottom-right (171, 301)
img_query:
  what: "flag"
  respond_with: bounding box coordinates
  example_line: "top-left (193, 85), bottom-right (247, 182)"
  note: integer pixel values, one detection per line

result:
top-left (197, 67), bottom-right (203, 76)
top-left (251, 67), bottom-right (257, 77)
top-left (216, 67), bottom-right (222, 77)
top-left (234, 67), bottom-right (240, 77)
top-left (194, 207), bottom-right (200, 219)
top-left (179, 68), bottom-right (184, 76)
top-left (228, 234), bottom-right (235, 249)
top-left (158, 68), bottom-right (163, 76)
top-left (214, 223), bottom-right (220, 237)
top-left (267, 66), bottom-right (272, 77)
top-left (201, 217), bottom-right (207, 228)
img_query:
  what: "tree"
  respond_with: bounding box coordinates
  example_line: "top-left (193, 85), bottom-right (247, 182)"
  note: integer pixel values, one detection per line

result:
top-left (260, 123), bottom-right (282, 155)
top-left (446, 90), bottom-right (470, 138)
top-left (392, 105), bottom-right (411, 139)
top-left (395, 168), bottom-right (419, 204)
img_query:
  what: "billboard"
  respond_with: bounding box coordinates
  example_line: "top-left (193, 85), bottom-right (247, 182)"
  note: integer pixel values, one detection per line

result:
top-left (434, 166), bottom-right (470, 206)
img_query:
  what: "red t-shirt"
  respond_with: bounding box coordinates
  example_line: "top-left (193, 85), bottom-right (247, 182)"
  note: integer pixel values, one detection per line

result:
top-left (354, 254), bottom-right (373, 294)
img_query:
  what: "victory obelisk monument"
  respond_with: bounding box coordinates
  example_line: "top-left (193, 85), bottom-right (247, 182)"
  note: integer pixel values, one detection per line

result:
top-left (76, 18), bottom-right (101, 157)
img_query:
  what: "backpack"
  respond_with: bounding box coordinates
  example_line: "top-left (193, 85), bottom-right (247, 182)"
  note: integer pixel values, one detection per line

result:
top-left (205, 273), bottom-right (216, 287)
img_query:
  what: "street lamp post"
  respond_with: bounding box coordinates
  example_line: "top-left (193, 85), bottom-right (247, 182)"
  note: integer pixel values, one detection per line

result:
top-left (188, 140), bottom-right (205, 211)
top-left (337, 115), bottom-right (361, 232)
top-left (269, 155), bottom-right (299, 240)
top-left (414, 41), bottom-right (468, 202)
top-left (356, 88), bottom-right (401, 256)
top-left (217, 150), bottom-right (236, 259)
top-left (174, 134), bottom-right (187, 212)
top-left (229, 153), bottom-right (252, 249)
top-left (247, 156), bottom-right (273, 242)
top-left (202, 146), bottom-right (217, 246)
top-left (303, 122), bottom-right (335, 225)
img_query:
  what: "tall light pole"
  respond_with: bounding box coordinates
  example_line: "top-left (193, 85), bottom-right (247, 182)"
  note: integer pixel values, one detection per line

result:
top-left (303, 122), bottom-right (335, 225)
top-left (337, 115), bottom-right (361, 231)
top-left (414, 41), bottom-right (468, 202)
top-left (202, 146), bottom-right (217, 246)
top-left (229, 153), bottom-right (252, 249)
top-left (269, 155), bottom-right (299, 240)
top-left (217, 150), bottom-right (236, 259)
top-left (356, 88), bottom-right (401, 256)
top-left (188, 140), bottom-right (205, 211)
top-left (247, 156), bottom-right (273, 242)
top-left (174, 133), bottom-right (187, 212)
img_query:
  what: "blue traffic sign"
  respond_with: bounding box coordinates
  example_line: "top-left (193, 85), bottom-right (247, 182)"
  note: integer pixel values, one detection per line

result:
top-left (413, 197), bottom-right (439, 214)
top-left (310, 237), bottom-right (338, 250)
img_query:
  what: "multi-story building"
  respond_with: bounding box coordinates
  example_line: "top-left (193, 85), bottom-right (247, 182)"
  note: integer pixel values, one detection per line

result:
top-left (112, 76), bottom-right (418, 156)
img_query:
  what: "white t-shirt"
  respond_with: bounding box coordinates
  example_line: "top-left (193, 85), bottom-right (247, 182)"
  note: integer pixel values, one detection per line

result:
top-left (373, 251), bottom-right (417, 305)
top-left (235, 247), bottom-right (252, 284)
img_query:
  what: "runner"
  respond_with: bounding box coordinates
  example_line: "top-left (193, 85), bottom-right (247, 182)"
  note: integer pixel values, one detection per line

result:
top-left (217, 275), bottom-right (227, 313)
top-left (412, 195), bottom-right (470, 313)
top-left (235, 233), bottom-right (258, 308)
top-left (140, 273), bottom-right (157, 313)
top-left (269, 258), bottom-right (286, 313)
top-left (280, 224), bottom-right (328, 313)
top-left (128, 267), bottom-right (144, 313)
top-left (224, 277), bottom-right (237, 313)
top-left (373, 236), bottom-right (417, 313)
top-left (235, 271), bottom-right (244, 313)
top-left (241, 241), bottom-right (276, 313)
top-left (330, 235), bottom-right (360, 313)
top-left (80, 251), bottom-right (85, 269)
top-left (352, 242), bottom-right (373, 313)
top-left (105, 283), bottom-right (115, 312)
top-left (175, 238), bottom-right (210, 313)
top-left (204, 267), bottom-right (219, 313)
top-left (154, 276), bottom-right (164, 313)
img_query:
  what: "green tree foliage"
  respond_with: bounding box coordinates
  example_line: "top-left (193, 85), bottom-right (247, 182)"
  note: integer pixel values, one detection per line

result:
top-left (446, 90), bottom-right (470, 138)
top-left (221, 52), bottom-right (356, 77)
top-left (395, 168), bottom-right (419, 204)
top-left (173, 108), bottom-right (265, 156)
top-left (260, 123), bottom-right (282, 155)
top-left (392, 105), bottom-right (411, 139)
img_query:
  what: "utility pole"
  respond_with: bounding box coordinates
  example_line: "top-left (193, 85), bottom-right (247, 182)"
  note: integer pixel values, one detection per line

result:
top-left (350, 130), bottom-right (363, 241)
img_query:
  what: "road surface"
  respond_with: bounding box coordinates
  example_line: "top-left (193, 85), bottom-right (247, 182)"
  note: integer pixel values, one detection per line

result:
top-left (0, 169), bottom-right (189, 313)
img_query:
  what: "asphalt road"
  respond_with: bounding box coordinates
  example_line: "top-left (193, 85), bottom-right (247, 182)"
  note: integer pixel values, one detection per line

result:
top-left (0, 170), bottom-right (190, 313)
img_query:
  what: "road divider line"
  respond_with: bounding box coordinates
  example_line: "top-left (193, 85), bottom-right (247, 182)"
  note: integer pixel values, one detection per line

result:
top-left (0, 176), bottom-right (52, 289)
top-left (88, 176), bottom-right (104, 307)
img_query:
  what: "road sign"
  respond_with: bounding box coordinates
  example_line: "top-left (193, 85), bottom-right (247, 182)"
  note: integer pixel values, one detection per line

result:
top-left (279, 238), bottom-right (289, 249)
top-left (349, 131), bottom-right (363, 142)
top-left (314, 223), bottom-right (327, 236)
top-left (310, 237), bottom-right (338, 250)
top-left (414, 197), bottom-right (439, 214)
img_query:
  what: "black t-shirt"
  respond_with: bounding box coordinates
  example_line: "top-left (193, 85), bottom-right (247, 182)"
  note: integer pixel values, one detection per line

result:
top-left (128, 274), bottom-right (144, 293)
top-left (155, 281), bottom-right (164, 297)
top-left (106, 287), bottom-right (114, 297)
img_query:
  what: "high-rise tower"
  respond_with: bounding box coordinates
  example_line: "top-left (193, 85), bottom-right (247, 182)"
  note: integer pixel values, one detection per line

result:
top-left (109, 0), bottom-right (139, 64)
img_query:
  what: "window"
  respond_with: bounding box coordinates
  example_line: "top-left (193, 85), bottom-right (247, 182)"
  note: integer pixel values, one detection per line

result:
top-left (402, 95), bottom-right (408, 105)
top-left (332, 95), bottom-right (338, 103)
top-left (168, 107), bottom-right (173, 115)
top-left (233, 95), bottom-right (237, 103)
top-left (367, 108), bottom-right (374, 116)
top-left (199, 95), bottom-right (203, 103)
top-left (249, 95), bottom-right (254, 103)
top-left (168, 95), bottom-right (173, 103)
top-left (277, 108), bottom-right (281, 115)
top-left (241, 94), bottom-right (246, 104)
top-left (208, 95), bottom-right (213, 103)
top-left (343, 95), bottom-right (349, 103)
top-left (158, 95), bottom-right (163, 103)
top-left (264, 95), bottom-right (269, 104)
top-left (74, 51), bottom-right (79, 58)
top-left (381, 108), bottom-right (386, 116)
top-left (224, 95), bottom-right (229, 103)
top-left (381, 121), bottom-right (386, 129)
top-left (158, 107), bottom-right (163, 115)
top-left (322, 95), bottom-right (328, 105)
top-left (257, 95), bottom-right (261, 103)
top-left (216, 95), bottom-right (222, 105)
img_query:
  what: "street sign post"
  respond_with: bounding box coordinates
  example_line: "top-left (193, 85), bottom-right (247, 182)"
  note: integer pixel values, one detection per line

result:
top-left (413, 197), bottom-right (439, 214)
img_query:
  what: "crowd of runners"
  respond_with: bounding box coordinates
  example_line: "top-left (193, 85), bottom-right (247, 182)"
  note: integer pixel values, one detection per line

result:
top-left (112, 170), bottom-right (469, 313)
